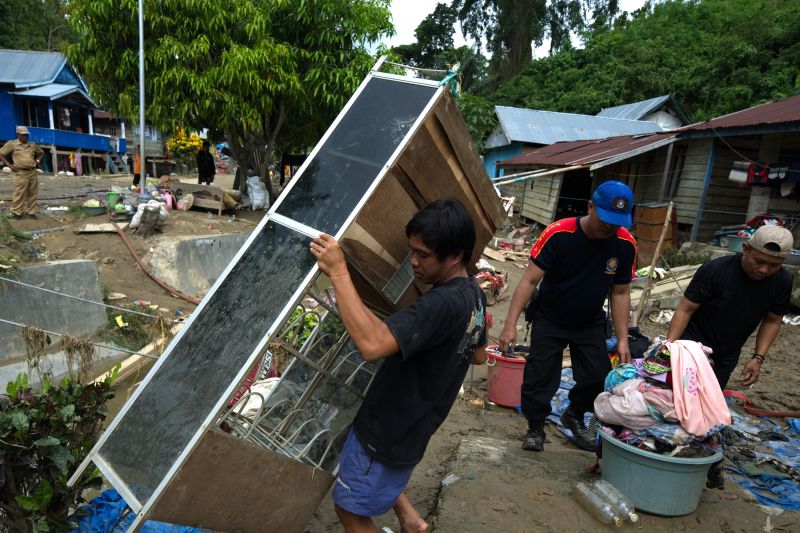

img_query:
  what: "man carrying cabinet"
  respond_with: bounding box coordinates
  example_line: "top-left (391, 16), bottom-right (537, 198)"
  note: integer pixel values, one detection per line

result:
top-left (310, 198), bottom-right (488, 533)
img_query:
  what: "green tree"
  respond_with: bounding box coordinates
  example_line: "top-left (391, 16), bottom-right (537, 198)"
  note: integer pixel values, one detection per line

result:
top-left (451, 0), bottom-right (620, 82)
top-left (67, 0), bottom-right (393, 199)
top-left (392, 3), bottom-right (488, 93)
top-left (491, 0), bottom-right (800, 121)
top-left (0, 0), bottom-right (74, 51)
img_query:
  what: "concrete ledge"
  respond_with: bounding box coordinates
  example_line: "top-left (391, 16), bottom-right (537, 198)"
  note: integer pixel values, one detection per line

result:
top-left (148, 232), bottom-right (251, 296)
top-left (0, 259), bottom-right (107, 364)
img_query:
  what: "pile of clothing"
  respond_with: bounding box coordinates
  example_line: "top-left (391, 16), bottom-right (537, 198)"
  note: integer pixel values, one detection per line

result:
top-left (595, 339), bottom-right (731, 456)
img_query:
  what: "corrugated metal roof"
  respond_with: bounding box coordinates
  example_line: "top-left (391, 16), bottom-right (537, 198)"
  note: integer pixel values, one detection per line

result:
top-left (682, 94), bottom-right (800, 131)
top-left (500, 133), bottom-right (676, 167)
top-left (495, 106), bottom-right (662, 145)
top-left (11, 83), bottom-right (92, 103)
top-left (0, 50), bottom-right (66, 87)
top-left (597, 95), bottom-right (672, 120)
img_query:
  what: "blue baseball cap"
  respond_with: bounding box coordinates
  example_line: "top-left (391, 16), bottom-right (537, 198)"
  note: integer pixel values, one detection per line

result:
top-left (592, 181), bottom-right (634, 228)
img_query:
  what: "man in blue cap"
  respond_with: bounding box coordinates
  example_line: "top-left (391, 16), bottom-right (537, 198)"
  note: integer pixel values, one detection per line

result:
top-left (499, 181), bottom-right (637, 452)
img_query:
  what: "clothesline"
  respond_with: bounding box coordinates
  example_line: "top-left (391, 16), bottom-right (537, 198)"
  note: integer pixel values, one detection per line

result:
top-left (0, 317), bottom-right (160, 359)
top-left (0, 275), bottom-right (160, 319)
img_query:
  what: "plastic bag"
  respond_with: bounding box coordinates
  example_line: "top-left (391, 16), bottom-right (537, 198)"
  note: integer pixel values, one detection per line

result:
top-left (246, 175), bottom-right (268, 210)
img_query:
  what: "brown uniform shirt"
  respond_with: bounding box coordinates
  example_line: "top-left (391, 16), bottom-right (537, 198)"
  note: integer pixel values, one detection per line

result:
top-left (0, 140), bottom-right (44, 170)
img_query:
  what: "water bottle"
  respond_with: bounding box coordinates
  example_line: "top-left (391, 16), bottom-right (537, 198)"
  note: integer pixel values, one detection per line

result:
top-left (574, 482), bottom-right (623, 527)
top-left (590, 480), bottom-right (639, 523)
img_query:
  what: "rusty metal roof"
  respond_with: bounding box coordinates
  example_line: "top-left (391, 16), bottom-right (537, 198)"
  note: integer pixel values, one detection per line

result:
top-left (500, 133), bottom-right (676, 168)
top-left (682, 95), bottom-right (800, 131)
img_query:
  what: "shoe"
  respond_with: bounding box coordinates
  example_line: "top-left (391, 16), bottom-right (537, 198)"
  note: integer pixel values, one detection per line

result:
top-left (522, 427), bottom-right (545, 452)
top-left (560, 408), bottom-right (597, 451)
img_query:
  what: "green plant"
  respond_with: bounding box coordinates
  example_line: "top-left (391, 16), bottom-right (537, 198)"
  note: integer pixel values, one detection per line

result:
top-left (660, 245), bottom-right (711, 268)
top-left (0, 367), bottom-right (119, 531)
top-left (284, 306), bottom-right (321, 349)
top-left (102, 309), bottom-right (150, 353)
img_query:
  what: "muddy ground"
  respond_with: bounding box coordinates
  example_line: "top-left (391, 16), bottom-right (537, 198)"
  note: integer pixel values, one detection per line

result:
top-left (3, 172), bottom-right (799, 531)
top-left (306, 243), bottom-right (800, 532)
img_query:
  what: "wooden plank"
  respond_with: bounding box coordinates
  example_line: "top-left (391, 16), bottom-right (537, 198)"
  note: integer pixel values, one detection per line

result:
top-left (75, 222), bottom-right (128, 233)
top-left (150, 430), bottom-right (333, 531)
top-left (397, 127), bottom-right (494, 262)
top-left (355, 175), bottom-right (419, 264)
top-left (482, 247), bottom-right (506, 261)
top-left (431, 94), bottom-right (506, 229)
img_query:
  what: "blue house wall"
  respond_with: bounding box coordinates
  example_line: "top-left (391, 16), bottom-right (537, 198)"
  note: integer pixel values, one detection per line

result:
top-left (483, 142), bottom-right (525, 178)
top-left (0, 88), bottom-right (15, 140)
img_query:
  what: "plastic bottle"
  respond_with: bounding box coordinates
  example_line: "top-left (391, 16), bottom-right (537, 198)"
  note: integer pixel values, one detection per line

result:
top-left (574, 482), bottom-right (623, 527)
top-left (590, 480), bottom-right (639, 523)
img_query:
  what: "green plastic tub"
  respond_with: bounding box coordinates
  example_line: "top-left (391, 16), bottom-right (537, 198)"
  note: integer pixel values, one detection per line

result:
top-left (599, 431), bottom-right (722, 516)
top-left (727, 234), bottom-right (747, 253)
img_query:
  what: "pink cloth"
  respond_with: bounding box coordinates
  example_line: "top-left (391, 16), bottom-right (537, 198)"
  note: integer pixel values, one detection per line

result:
top-left (594, 378), bottom-right (658, 430)
top-left (668, 340), bottom-right (731, 436)
top-left (639, 383), bottom-right (679, 422)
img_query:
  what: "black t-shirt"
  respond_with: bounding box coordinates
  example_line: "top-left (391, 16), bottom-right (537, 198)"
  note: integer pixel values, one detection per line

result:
top-left (531, 217), bottom-right (637, 327)
top-left (682, 254), bottom-right (791, 363)
top-left (352, 276), bottom-right (487, 466)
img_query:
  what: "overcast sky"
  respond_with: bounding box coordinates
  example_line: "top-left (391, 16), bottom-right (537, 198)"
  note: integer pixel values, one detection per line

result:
top-left (385, 0), bottom-right (647, 56)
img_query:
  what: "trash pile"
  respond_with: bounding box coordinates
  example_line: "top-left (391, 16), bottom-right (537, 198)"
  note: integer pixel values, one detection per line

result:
top-left (475, 259), bottom-right (508, 306)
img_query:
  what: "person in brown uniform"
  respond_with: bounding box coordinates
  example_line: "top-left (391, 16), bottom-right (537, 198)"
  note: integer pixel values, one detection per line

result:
top-left (0, 126), bottom-right (45, 218)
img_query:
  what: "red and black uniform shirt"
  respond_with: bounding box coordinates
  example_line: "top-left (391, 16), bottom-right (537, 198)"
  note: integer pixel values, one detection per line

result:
top-left (530, 217), bottom-right (637, 327)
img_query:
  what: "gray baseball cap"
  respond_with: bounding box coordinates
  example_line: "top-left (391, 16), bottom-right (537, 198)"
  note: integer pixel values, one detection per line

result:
top-left (748, 225), bottom-right (794, 258)
top-left (16, 126), bottom-right (30, 135)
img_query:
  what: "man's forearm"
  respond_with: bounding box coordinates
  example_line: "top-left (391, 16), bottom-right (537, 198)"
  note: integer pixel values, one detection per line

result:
top-left (667, 309), bottom-right (691, 341)
top-left (754, 316), bottom-right (782, 357)
top-left (610, 290), bottom-right (630, 341)
top-left (330, 272), bottom-right (395, 361)
top-left (505, 276), bottom-right (536, 325)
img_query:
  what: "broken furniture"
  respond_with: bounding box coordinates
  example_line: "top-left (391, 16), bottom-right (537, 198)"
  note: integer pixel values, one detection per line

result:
top-left (69, 58), bottom-right (504, 532)
top-left (164, 181), bottom-right (231, 216)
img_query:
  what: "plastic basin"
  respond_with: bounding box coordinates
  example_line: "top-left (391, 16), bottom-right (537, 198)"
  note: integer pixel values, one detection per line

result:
top-left (486, 345), bottom-right (527, 407)
top-left (600, 431), bottom-right (722, 516)
top-left (727, 235), bottom-right (747, 253)
top-left (83, 206), bottom-right (107, 217)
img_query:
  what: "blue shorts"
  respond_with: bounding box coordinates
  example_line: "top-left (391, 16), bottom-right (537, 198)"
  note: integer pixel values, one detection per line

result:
top-left (332, 429), bottom-right (415, 516)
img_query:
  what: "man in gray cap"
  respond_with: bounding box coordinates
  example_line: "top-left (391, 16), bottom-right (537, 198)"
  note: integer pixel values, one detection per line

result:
top-left (0, 126), bottom-right (45, 218)
top-left (667, 225), bottom-right (794, 389)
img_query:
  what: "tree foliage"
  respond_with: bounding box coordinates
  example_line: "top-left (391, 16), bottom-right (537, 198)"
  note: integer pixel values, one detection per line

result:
top-left (0, 370), bottom-right (117, 531)
top-left (0, 0), bottom-right (74, 51)
top-left (491, 0), bottom-right (800, 121)
top-left (451, 0), bottom-right (620, 82)
top-left (67, 0), bottom-right (393, 198)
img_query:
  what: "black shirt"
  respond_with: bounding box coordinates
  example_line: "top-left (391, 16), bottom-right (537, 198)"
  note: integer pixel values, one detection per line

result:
top-left (682, 254), bottom-right (791, 363)
top-left (353, 276), bottom-right (487, 466)
top-left (531, 217), bottom-right (637, 327)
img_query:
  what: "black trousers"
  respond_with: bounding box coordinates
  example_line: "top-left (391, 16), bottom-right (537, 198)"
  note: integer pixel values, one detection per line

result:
top-left (521, 314), bottom-right (610, 430)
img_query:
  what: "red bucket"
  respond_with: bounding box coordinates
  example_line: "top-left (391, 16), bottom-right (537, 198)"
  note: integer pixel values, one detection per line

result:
top-left (486, 345), bottom-right (528, 407)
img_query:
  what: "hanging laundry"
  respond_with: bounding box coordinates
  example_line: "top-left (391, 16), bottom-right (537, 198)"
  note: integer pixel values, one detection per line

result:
top-left (746, 162), bottom-right (770, 186)
top-left (787, 160), bottom-right (800, 183)
top-left (728, 161), bottom-right (749, 184)
top-left (668, 340), bottom-right (731, 437)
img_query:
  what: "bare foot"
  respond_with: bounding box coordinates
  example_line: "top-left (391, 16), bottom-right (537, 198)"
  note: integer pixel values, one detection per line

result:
top-left (398, 515), bottom-right (428, 533)
top-left (394, 493), bottom-right (429, 533)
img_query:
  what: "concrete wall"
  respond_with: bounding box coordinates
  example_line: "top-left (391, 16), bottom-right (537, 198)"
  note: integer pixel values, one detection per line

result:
top-left (0, 259), bottom-right (108, 366)
top-left (148, 232), bottom-right (252, 297)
